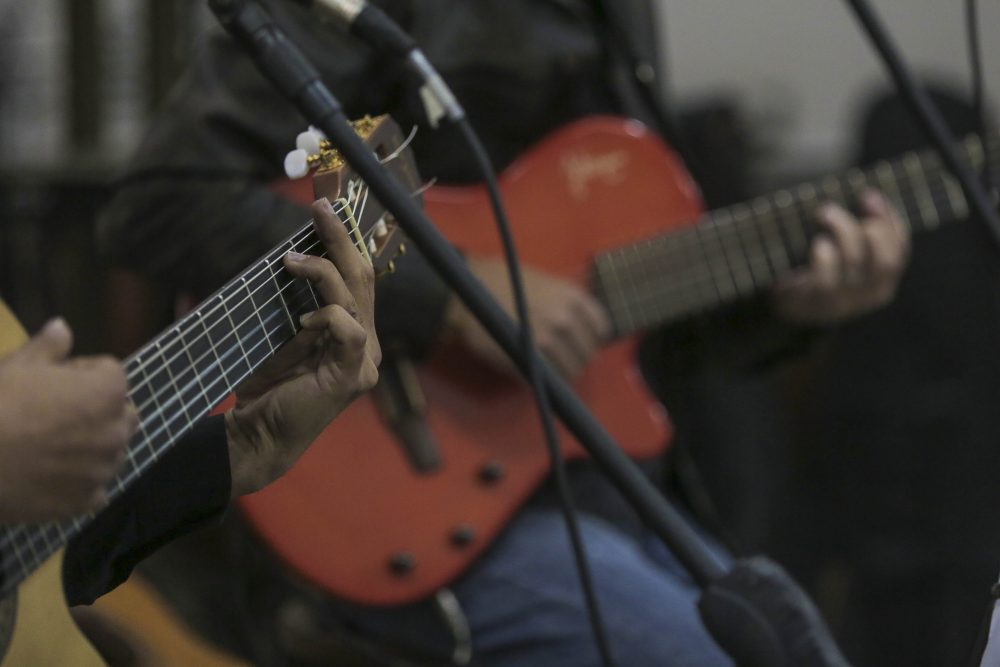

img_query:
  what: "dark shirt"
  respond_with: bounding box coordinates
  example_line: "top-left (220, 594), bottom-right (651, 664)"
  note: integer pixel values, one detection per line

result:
top-left (98, 0), bottom-right (811, 536)
top-left (63, 415), bottom-right (231, 605)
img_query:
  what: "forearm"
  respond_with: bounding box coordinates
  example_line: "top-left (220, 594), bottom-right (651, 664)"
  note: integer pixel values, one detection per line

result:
top-left (63, 416), bottom-right (231, 606)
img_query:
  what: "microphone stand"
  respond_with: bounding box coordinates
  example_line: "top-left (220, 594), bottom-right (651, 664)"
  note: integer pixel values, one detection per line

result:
top-left (843, 0), bottom-right (1000, 245)
top-left (207, 0), bottom-right (854, 663)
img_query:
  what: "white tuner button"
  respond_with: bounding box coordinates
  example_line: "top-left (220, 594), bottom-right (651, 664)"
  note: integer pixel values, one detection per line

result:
top-left (284, 149), bottom-right (310, 179)
top-left (296, 127), bottom-right (325, 155)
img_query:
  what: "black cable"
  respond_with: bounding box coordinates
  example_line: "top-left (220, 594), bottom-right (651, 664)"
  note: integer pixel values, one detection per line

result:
top-left (966, 0), bottom-right (997, 201)
top-left (453, 117), bottom-right (616, 667)
top-left (315, 2), bottom-right (618, 662)
top-left (209, 0), bottom-right (729, 600)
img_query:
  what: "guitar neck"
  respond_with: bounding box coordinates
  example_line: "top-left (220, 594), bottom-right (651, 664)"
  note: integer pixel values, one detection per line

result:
top-left (593, 134), bottom-right (998, 336)
top-left (0, 219), bottom-right (331, 598)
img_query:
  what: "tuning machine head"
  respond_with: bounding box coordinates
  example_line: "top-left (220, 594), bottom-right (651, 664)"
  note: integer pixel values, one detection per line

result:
top-left (284, 126), bottom-right (343, 179)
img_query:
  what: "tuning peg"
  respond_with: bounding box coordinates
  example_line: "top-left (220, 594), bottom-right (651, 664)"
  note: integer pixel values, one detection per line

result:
top-left (284, 148), bottom-right (311, 179)
top-left (296, 126), bottom-right (327, 155)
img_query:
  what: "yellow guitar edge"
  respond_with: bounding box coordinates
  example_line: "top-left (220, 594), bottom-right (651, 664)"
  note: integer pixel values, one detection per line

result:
top-left (0, 303), bottom-right (104, 666)
top-left (2, 553), bottom-right (105, 667)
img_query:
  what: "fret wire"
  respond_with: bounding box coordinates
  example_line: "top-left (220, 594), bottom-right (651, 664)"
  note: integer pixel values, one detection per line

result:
top-left (0, 253), bottom-right (328, 575)
top-left (678, 224), bottom-right (725, 309)
top-left (125, 233), bottom-right (326, 410)
top-left (597, 138), bottom-right (991, 333)
top-left (246, 274), bottom-right (277, 356)
top-left (903, 153), bottom-right (939, 230)
top-left (0, 272), bottom-right (322, 566)
top-left (633, 236), bottom-right (698, 327)
top-left (130, 258), bottom-right (322, 423)
top-left (128, 291), bottom-right (312, 473)
top-left (621, 242), bottom-right (659, 328)
top-left (198, 310), bottom-right (233, 395)
top-left (125, 245), bottom-right (308, 392)
top-left (133, 283), bottom-right (312, 462)
top-left (139, 346), bottom-right (172, 458)
top-left (267, 256), bottom-right (299, 333)
top-left (820, 174), bottom-right (845, 203)
top-left (628, 224), bottom-right (713, 323)
top-left (711, 209), bottom-right (756, 295)
top-left (890, 160), bottom-right (924, 230)
top-left (121, 184), bottom-right (374, 401)
top-left (599, 253), bottom-right (635, 334)
top-left (617, 244), bottom-right (648, 329)
top-left (158, 334), bottom-right (196, 442)
top-left (694, 216), bottom-right (738, 301)
top-left (757, 196), bottom-right (793, 273)
top-left (179, 325), bottom-right (215, 416)
top-left (731, 202), bottom-right (774, 287)
top-left (773, 189), bottom-right (809, 262)
top-left (6, 143), bottom-right (992, 590)
top-left (616, 167), bottom-right (968, 324)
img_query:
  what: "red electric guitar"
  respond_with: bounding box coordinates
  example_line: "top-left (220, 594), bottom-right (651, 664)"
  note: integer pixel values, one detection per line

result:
top-left (241, 116), bottom-right (991, 606)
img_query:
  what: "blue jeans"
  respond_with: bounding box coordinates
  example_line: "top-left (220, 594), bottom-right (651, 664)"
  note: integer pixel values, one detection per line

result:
top-left (340, 508), bottom-right (734, 666)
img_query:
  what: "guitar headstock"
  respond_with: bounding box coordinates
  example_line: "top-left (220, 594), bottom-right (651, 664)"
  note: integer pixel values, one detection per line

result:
top-left (284, 116), bottom-right (418, 276)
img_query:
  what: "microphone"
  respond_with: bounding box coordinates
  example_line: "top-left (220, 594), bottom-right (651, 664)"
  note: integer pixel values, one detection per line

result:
top-left (289, 0), bottom-right (465, 125)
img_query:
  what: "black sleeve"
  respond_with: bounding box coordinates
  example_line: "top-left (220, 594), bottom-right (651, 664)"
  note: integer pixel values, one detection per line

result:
top-left (62, 415), bottom-right (231, 606)
top-left (639, 296), bottom-right (827, 391)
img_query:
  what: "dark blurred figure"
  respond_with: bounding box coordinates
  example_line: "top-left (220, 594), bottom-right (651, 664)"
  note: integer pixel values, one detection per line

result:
top-left (778, 84), bottom-right (1000, 667)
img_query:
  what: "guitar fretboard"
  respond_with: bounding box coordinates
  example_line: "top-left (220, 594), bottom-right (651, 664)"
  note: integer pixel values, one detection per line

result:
top-left (593, 134), bottom-right (999, 335)
top-left (0, 218), bottom-right (334, 597)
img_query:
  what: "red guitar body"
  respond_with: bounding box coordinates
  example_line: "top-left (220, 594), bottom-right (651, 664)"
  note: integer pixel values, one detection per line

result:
top-left (240, 117), bottom-right (704, 606)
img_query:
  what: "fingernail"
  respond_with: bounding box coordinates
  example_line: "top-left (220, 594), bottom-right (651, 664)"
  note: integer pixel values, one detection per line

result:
top-left (817, 203), bottom-right (837, 220)
top-left (317, 197), bottom-right (334, 213)
top-left (43, 317), bottom-right (67, 335)
top-left (299, 311), bottom-right (317, 326)
top-left (285, 251), bottom-right (307, 262)
top-left (863, 190), bottom-right (886, 212)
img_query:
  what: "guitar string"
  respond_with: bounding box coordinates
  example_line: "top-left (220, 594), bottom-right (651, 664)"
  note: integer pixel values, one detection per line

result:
top-left (602, 138), bottom-right (995, 333)
top-left (610, 168), bottom-right (965, 333)
top-left (0, 166), bottom-right (396, 576)
top-left (3, 134), bottom-right (991, 582)
top-left (0, 181), bottom-right (382, 569)
top-left (121, 181), bottom-right (373, 406)
top-left (0, 285), bottom-right (320, 582)
top-left (0, 241), bottom-right (332, 564)
top-left (0, 135), bottom-right (413, 580)
top-left (118, 169), bottom-right (383, 401)
top-left (628, 131), bottom-right (996, 305)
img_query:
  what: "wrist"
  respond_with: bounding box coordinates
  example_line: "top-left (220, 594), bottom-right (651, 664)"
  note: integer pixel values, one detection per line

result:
top-left (224, 409), bottom-right (272, 499)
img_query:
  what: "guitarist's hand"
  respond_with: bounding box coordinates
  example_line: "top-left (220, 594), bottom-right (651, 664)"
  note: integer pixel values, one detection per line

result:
top-left (772, 189), bottom-right (910, 324)
top-left (225, 199), bottom-right (381, 498)
top-left (0, 318), bottom-right (137, 522)
top-left (444, 256), bottom-right (612, 380)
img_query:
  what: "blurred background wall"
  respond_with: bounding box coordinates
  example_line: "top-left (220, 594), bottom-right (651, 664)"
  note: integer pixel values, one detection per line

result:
top-left (660, 0), bottom-right (1000, 179)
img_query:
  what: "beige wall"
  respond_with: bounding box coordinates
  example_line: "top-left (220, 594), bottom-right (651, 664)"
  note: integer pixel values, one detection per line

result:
top-left (657, 0), bottom-right (1000, 176)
